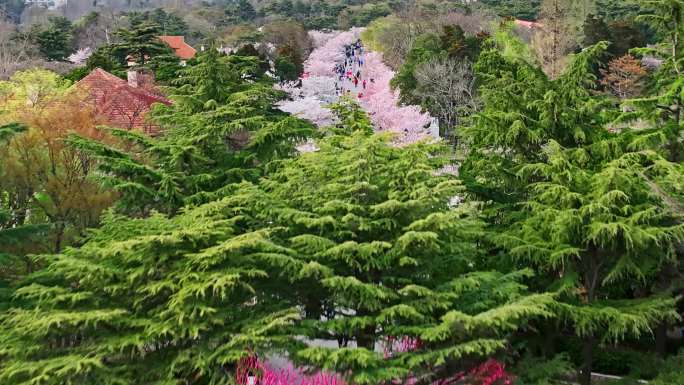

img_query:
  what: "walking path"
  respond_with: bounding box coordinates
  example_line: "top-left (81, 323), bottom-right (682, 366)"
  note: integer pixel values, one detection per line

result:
top-left (278, 29), bottom-right (438, 146)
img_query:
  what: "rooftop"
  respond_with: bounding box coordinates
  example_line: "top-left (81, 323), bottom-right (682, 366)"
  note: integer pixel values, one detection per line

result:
top-left (158, 36), bottom-right (197, 60)
top-left (75, 68), bottom-right (171, 135)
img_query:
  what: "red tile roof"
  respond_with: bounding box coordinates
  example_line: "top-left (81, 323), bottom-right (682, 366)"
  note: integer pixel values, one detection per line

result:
top-left (515, 19), bottom-right (542, 29)
top-left (158, 35), bottom-right (197, 60)
top-left (75, 68), bottom-right (171, 136)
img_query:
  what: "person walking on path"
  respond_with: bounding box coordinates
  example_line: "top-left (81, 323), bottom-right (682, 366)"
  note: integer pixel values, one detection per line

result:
top-left (362, 79), bottom-right (367, 89)
top-left (354, 76), bottom-right (359, 88)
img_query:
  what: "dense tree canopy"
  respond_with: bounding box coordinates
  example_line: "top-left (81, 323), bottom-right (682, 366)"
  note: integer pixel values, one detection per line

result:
top-left (1, 1), bottom-right (684, 384)
top-left (68, 48), bottom-right (313, 216)
top-left (0, 100), bottom-right (555, 385)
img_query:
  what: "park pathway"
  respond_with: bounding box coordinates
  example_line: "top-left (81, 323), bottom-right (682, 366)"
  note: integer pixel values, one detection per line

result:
top-left (278, 29), bottom-right (439, 146)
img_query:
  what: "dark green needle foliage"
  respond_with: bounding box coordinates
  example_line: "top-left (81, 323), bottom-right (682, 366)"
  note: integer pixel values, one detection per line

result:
top-left (258, 101), bottom-right (555, 384)
top-left (66, 48), bottom-right (314, 216)
top-left (0, 104), bottom-right (554, 385)
top-left (462, 34), bottom-right (684, 385)
top-left (109, 21), bottom-right (176, 68)
top-left (0, 193), bottom-right (310, 385)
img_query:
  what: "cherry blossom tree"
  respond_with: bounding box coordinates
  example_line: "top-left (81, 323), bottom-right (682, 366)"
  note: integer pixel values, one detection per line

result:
top-left (359, 52), bottom-right (432, 145)
top-left (277, 30), bottom-right (362, 128)
top-left (308, 30), bottom-right (338, 49)
top-left (278, 29), bottom-right (435, 145)
top-left (67, 47), bottom-right (93, 66)
top-left (278, 96), bottom-right (334, 127)
top-left (277, 76), bottom-right (336, 100)
top-left (304, 28), bottom-right (362, 76)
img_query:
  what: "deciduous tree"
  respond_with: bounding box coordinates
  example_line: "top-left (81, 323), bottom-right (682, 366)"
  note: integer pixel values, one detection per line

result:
top-left (600, 54), bottom-right (648, 99)
top-left (413, 58), bottom-right (477, 142)
top-left (531, 0), bottom-right (576, 79)
top-left (0, 95), bottom-right (116, 254)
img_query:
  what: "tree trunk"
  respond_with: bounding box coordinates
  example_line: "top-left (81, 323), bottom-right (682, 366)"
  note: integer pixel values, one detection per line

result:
top-left (541, 322), bottom-right (557, 358)
top-left (356, 322), bottom-right (376, 349)
top-left (54, 222), bottom-right (65, 253)
top-left (655, 322), bottom-right (668, 357)
top-left (579, 335), bottom-right (595, 385)
top-left (304, 296), bottom-right (321, 320)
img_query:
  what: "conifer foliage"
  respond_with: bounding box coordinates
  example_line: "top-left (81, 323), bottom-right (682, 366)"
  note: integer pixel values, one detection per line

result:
top-left (0, 195), bottom-right (308, 385)
top-left (0, 103), bottom-right (553, 385)
top-left (462, 37), bottom-right (684, 385)
top-left (67, 49), bottom-right (314, 215)
top-left (259, 101), bottom-right (554, 384)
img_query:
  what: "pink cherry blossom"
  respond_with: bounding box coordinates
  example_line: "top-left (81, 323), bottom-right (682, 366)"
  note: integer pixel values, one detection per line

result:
top-left (279, 29), bottom-right (436, 146)
top-left (357, 52), bottom-right (433, 145)
top-left (304, 29), bottom-right (363, 76)
top-left (278, 96), bottom-right (335, 127)
top-left (68, 47), bottom-right (93, 65)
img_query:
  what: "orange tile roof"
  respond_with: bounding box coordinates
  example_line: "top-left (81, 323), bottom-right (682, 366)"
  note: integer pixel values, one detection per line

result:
top-left (158, 35), bottom-right (197, 60)
top-left (75, 68), bottom-right (171, 136)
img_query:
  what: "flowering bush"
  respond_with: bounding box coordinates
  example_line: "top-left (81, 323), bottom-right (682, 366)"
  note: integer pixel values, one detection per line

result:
top-left (236, 354), bottom-right (344, 385)
top-left (236, 352), bottom-right (513, 385)
top-left (383, 336), bottom-right (423, 358)
top-left (460, 359), bottom-right (514, 385)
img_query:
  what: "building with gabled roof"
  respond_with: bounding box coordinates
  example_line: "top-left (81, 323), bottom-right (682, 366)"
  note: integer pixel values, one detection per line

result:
top-left (158, 36), bottom-right (197, 61)
top-left (75, 68), bottom-right (171, 136)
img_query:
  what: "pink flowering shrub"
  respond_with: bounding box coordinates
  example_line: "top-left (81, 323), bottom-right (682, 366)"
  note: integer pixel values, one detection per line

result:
top-left (236, 353), bottom-right (344, 385)
top-left (383, 336), bottom-right (423, 358)
top-left (459, 359), bottom-right (514, 385)
top-left (236, 339), bottom-right (513, 385)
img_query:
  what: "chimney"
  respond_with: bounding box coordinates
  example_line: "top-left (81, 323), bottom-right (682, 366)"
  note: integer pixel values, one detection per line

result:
top-left (127, 70), bottom-right (138, 88)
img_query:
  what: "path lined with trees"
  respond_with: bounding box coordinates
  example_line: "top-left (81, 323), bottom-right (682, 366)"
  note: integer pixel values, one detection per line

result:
top-left (278, 28), bottom-right (436, 145)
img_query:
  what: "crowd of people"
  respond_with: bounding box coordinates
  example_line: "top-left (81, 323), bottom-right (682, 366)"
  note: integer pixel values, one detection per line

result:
top-left (333, 39), bottom-right (373, 99)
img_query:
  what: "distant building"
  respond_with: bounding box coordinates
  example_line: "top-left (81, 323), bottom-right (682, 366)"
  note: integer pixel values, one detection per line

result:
top-left (428, 117), bottom-right (439, 140)
top-left (24, 0), bottom-right (67, 10)
top-left (75, 68), bottom-right (171, 136)
top-left (158, 35), bottom-right (197, 63)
